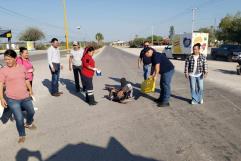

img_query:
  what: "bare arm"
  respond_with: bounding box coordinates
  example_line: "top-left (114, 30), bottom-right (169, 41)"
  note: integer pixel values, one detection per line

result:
top-left (69, 55), bottom-right (73, 71)
top-left (152, 64), bottom-right (160, 79)
top-left (138, 58), bottom-right (142, 69)
top-left (26, 80), bottom-right (33, 96)
top-left (0, 82), bottom-right (7, 108)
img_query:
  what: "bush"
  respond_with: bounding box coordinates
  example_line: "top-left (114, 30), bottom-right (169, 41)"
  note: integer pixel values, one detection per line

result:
top-left (35, 43), bottom-right (49, 50)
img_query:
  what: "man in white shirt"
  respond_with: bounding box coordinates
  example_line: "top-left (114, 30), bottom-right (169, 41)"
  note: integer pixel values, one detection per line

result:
top-left (47, 38), bottom-right (63, 97)
top-left (69, 41), bottom-right (84, 92)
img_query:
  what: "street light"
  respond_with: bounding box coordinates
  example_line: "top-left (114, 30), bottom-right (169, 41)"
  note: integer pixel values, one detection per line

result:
top-left (62, 0), bottom-right (69, 49)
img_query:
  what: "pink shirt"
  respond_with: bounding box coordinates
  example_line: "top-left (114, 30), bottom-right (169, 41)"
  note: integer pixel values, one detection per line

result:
top-left (16, 57), bottom-right (34, 81)
top-left (0, 65), bottom-right (30, 100)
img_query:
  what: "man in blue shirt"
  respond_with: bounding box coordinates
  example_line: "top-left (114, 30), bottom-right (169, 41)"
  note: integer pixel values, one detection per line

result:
top-left (145, 47), bottom-right (175, 107)
top-left (138, 41), bottom-right (153, 80)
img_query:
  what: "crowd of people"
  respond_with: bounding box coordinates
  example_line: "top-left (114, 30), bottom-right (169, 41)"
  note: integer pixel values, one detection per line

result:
top-left (0, 38), bottom-right (208, 143)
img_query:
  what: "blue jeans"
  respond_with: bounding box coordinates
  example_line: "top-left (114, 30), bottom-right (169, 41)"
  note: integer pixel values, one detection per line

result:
top-left (189, 75), bottom-right (204, 103)
top-left (143, 64), bottom-right (152, 80)
top-left (7, 97), bottom-right (35, 136)
top-left (49, 63), bottom-right (60, 94)
top-left (159, 69), bottom-right (175, 103)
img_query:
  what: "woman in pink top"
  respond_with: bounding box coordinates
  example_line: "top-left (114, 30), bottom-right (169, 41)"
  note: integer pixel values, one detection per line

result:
top-left (0, 49), bottom-right (36, 143)
top-left (16, 47), bottom-right (34, 86)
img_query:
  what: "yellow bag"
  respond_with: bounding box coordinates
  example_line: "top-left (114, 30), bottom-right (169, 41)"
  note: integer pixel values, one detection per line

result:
top-left (141, 77), bottom-right (156, 93)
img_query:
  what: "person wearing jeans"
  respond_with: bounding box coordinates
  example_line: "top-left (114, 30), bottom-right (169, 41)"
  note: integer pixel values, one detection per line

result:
top-left (138, 41), bottom-right (153, 80)
top-left (145, 47), bottom-right (175, 107)
top-left (185, 43), bottom-right (208, 105)
top-left (47, 38), bottom-right (63, 97)
top-left (0, 49), bottom-right (36, 143)
top-left (69, 41), bottom-right (84, 92)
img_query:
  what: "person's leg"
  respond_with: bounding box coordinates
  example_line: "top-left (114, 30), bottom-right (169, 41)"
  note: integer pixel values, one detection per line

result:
top-left (80, 72), bottom-right (86, 92)
top-left (197, 75), bottom-right (204, 103)
top-left (21, 97), bottom-right (35, 126)
top-left (143, 65), bottom-right (150, 80)
top-left (73, 66), bottom-right (80, 91)
top-left (50, 65), bottom-right (58, 94)
top-left (86, 77), bottom-right (97, 106)
top-left (161, 69), bottom-right (174, 104)
top-left (146, 64), bottom-right (152, 79)
top-left (189, 76), bottom-right (199, 104)
top-left (56, 64), bottom-right (60, 93)
top-left (7, 98), bottom-right (25, 137)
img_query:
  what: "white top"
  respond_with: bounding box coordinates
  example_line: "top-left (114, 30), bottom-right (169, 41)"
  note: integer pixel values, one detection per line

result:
top-left (47, 46), bottom-right (61, 68)
top-left (189, 55), bottom-right (202, 77)
top-left (70, 49), bottom-right (84, 66)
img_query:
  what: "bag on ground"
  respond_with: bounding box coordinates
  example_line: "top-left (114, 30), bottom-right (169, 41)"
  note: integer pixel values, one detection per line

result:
top-left (141, 77), bottom-right (156, 93)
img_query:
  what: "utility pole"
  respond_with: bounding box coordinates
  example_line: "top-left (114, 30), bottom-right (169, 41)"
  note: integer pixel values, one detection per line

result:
top-left (151, 26), bottom-right (154, 45)
top-left (62, 0), bottom-right (69, 50)
top-left (192, 8), bottom-right (198, 33)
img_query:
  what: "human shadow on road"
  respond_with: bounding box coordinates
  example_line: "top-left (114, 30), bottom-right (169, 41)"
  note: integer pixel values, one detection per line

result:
top-left (42, 79), bottom-right (52, 94)
top-left (15, 137), bottom-right (161, 161)
top-left (214, 69), bottom-right (237, 75)
top-left (59, 78), bottom-right (86, 102)
top-left (171, 94), bottom-right (190, 103)
top-left (16, 148), bottom-right (43, 161)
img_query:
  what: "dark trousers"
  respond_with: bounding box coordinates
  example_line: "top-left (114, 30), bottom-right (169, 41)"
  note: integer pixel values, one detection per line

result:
top-left (81, 75), bottom-right (94, 101)
top-left (49, 63), bottom-right (60, 94)
top-left (159, 69), bottom-right (175, 103)
top-left (73, 65), bottom-right (82, 91)
top-left (7, 97), bottom-right (35, 136)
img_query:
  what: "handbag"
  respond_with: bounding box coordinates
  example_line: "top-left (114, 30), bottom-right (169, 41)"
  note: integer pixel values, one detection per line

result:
top-left (141, 77), bottom-right (156, 93)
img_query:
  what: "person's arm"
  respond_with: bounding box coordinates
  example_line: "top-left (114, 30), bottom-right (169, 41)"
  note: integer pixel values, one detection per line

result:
top-left (203, 56), bottom-right (208, 78)
top-left (0, 82), bottom-right (7, 108)
top-left (47, 48), bottom-right (55, 72)
top-left (26, 80), bottom-right (33, 96)
top-left (69, 55), bottom-right (73, 71)
top-left (138, 57), bottom-right (142, 69)
top-left (152, 64), bottom-right (160, 80)
top-left (184, 57), bottom-right (189, 79)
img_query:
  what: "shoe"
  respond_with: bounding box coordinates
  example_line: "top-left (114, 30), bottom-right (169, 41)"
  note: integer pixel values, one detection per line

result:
top-left (191, 100), bottom-right (198, 105)
top-left (51, 93), bottom-right (61, 97)
top-left (25, 123), bottom-right (37, 130)
top-left (154, 98), bottom-right (162, 103)
top-left (18, 136), bottom-right (25, 143)
top-left (88, 95), bottom-right (98, 106)
top-left (200, 99), bottom-right (204, 104)
top-left (57, 91), bottom-right (64, 95)
top-left (158, 102), bottom-right (170, 107)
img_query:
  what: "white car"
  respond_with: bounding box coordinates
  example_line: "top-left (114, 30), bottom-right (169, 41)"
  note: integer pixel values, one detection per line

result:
top-left (163, 46), bottom-right (173, 59)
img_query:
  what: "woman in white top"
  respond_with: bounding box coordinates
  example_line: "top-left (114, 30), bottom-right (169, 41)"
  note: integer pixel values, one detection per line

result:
top-left (69, 41), bottom-right (84, 92)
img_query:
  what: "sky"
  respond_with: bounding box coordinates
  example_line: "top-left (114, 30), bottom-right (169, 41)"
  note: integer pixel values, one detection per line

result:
top-left (0, 0), bottom-right (240, 42)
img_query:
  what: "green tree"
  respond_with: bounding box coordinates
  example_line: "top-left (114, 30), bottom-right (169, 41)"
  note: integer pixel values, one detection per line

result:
top-left (169, 26), bottom-right (175, 40)
top-left (198, 26), bottom-right (216, 46)
top-left (129, 37), bottom-right (145, 48)
top-left (216, 12), bottom-right (241, 44)
top-left (19, 27), bottom-right (45, 41)
top-left (146, 35), bottom-right (163, 45)
top-left (95, 33), bottom-right (104, 44)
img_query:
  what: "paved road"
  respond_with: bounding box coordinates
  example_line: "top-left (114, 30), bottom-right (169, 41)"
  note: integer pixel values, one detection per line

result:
top-left (0, 46), bottom-right (241, 161)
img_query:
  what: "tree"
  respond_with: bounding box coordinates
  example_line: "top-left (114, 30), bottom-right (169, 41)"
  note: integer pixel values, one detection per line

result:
top-left (95, 33), bottom-right (104, 44)
top-left (129, 37), bottom-right (145, 48)
top-left (19, 27), bottom-right (45, 41)
top-left (198, 26), bottom-right (216, 46)
top-left (169, 26), bottom-right (175, 40)
top-left (146, 35), bottom-right (163, 45)
top-left (216, 12), bottom-right (241, 44)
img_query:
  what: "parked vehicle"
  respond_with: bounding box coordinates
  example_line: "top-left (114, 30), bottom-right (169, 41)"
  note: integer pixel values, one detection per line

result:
top-left (211, 44), bottom-right (241, 62)
top-left (163, 45), bottom-right (173, 59)
top-left (232, 51), bottom-right (241, 75)
top-left (172, 32), bottom-right (209, 60)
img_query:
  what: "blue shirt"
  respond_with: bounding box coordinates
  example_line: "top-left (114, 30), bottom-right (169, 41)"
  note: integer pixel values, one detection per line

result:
top-left (152, 52), bottom-right (174, 74)
top-left (139, 48), bottom-right (152, 65)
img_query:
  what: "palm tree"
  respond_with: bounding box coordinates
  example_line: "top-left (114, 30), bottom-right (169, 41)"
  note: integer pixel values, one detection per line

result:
top-left (95, 33), bottom-right (104, 44)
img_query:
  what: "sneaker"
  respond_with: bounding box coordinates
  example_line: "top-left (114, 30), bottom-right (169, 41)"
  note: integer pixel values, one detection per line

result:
top-left (200, 99), bottom-right (204, 104)
top-left (191, 100), bottom-right (198, 105)
top-left (34, 107), bottom-right (38, 111)
top-left (25, 123), bottom-right (37, 130)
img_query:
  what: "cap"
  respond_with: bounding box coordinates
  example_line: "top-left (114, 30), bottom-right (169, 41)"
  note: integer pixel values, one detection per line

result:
top-left (72, 41), bottom-right (79, 46)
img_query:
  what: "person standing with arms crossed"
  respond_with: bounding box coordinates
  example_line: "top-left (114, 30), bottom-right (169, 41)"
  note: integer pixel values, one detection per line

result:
top-left (138, 41), bottom-right (153, 80)
top-left (47, 38), bottom-right (63, 97)
top-left (0, 49), bottom-right (36, 143)
top-left (184, 43), bottom-right (208, 105)
top-left (81, 47), bottom-right (100, 106)
top-left (69, 41), bottom-right (84, 92)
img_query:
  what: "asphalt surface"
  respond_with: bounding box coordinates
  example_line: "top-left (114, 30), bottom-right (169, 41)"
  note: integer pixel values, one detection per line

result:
top-left (0, 46), bottom-right (241, 161)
